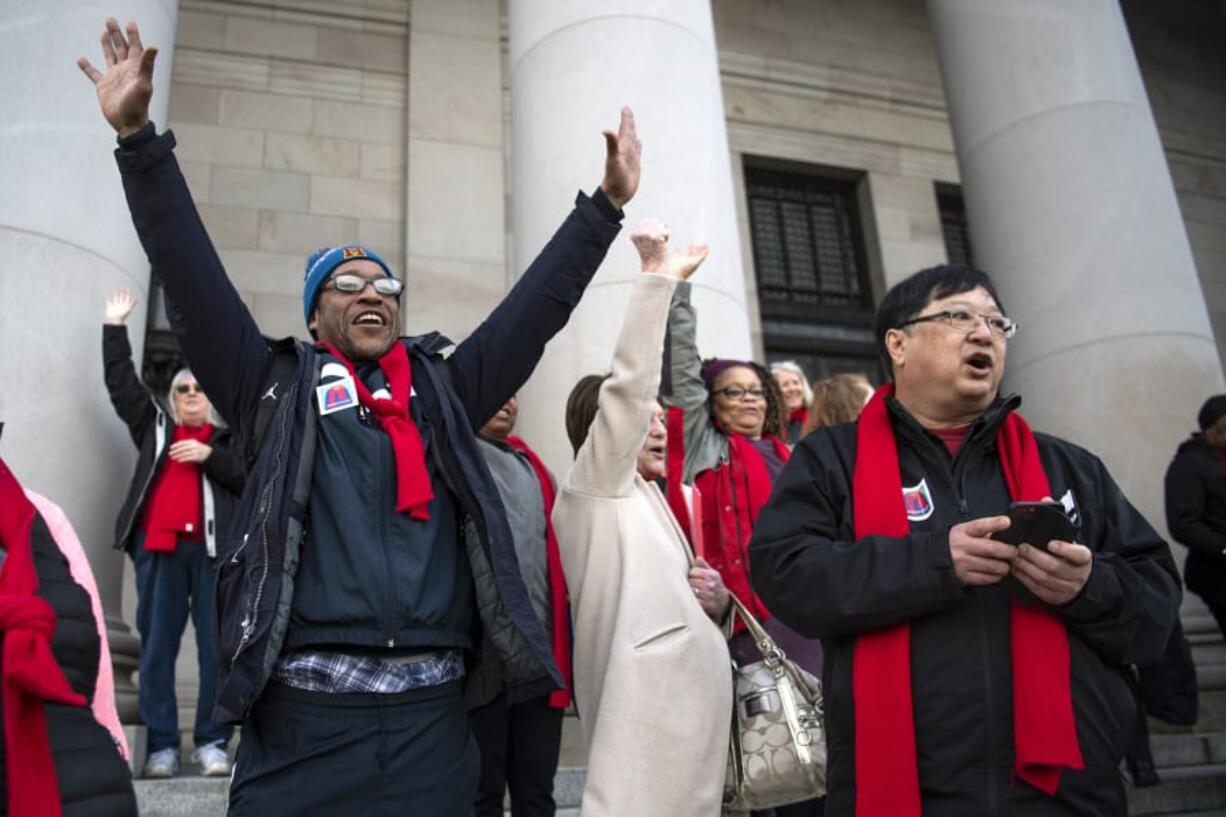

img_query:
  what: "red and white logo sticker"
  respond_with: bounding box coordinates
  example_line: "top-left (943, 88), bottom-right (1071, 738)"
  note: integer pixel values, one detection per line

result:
top-left (902, 478), bottom-right (935, 522)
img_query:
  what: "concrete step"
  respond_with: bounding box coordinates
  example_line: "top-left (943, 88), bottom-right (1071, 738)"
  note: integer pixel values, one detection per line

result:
top-left (134, 767), bottom-right (589, 817)
top-left (1127, 762), bottom-right (1226, 816)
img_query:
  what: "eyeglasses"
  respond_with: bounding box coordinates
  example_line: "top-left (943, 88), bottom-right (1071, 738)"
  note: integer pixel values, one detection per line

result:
top-left (323, 274), bottom-right (404, 297)
top-left (175, 383), bottom-right (203, 395)
top-left (712, 386), bottom-right (766, 402)
top-left (896, 309), bottom-right (1018, 339)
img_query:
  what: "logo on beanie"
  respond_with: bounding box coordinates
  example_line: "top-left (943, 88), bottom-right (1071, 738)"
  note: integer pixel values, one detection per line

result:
top-left (342, 246), bottom-right (367, 260)
top-left (902, 479), bottom-right (934, 522)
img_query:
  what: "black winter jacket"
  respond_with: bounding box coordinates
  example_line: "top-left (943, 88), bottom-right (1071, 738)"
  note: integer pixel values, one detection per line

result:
top-left (1165, 434), bottom-right (1226, 607)
top-left (114, 125), bottom-right (622, 722)
top-left (0, 504), bottom-right (136, 816)
top-left (749, 395), bottom-right (1179, 817)
top-left (102, 324), bottom-right (245, 556)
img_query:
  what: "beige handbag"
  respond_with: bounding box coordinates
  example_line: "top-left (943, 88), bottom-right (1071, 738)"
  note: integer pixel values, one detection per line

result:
top-left (722, 595), bottom-right (827, 811)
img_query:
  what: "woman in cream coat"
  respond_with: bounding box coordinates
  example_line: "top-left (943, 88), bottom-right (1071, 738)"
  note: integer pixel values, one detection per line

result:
top-left (554, 220), bottom-right (733, 816)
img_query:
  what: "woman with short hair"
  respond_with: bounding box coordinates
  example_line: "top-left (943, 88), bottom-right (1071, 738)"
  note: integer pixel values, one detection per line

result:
top-left (554, 220), bottom-right (730, 816)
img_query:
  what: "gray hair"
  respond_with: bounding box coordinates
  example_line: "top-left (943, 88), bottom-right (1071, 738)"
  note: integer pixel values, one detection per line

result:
top-left (770, 360), bottom-right (813, 407)
top-left (166, 368), bottom-right (220, 426)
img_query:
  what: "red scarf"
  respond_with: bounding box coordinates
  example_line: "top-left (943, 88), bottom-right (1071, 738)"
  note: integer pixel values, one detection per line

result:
top-left (142, 423), bottom-right (214, 552)
top-left (0, 458), bottom-right (88, 817)
top-left (789, 406), bottom-right (809, 428)
top-left (726, 432), bottom-right (789, 522)
top-left (505, 436), bottom-right (572, 710)
top-left (851, 385), bottom-right (1083, 816)
top-left (319, 342), bottom-right (434, 520)
top-left (664, 407), bottom-right (706, 560)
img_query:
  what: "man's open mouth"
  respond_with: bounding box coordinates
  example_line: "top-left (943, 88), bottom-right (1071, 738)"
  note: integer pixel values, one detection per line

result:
top-left (353, 311), bottom-right (386, 327)
top-left (965, 352), bottom-right (993, 373)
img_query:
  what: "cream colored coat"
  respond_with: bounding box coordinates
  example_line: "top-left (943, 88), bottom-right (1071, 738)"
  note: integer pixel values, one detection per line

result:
top-left (554, 273), bottom-right (732, 817)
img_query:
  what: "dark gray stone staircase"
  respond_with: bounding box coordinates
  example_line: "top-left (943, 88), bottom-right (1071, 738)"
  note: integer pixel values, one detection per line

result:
top-left (1128, 613), bottom-right (1226, 816)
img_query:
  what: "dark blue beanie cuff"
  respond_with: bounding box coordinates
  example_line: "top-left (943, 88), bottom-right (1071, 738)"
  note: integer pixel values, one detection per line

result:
top-left (302, 245), bottom-right (395, 326)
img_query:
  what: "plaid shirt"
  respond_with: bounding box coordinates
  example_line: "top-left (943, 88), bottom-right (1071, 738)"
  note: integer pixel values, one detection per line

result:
top-left (273, 649), bottom-right (464, 694)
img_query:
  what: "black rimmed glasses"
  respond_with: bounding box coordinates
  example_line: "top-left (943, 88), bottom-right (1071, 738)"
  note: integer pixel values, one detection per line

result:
top-left (712, 385), bottom-right (766, 402)
top-left (323, 274), bottom-right (404, 297)
top-left (896, 309), bottom-right (1018, 339)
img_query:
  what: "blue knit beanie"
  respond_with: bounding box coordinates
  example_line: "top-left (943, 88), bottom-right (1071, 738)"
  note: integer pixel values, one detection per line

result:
top-left (302, 245), bottom-right (396, 326)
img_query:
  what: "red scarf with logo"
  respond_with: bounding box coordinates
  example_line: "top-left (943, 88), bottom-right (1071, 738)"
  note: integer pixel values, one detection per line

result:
top-left (505, 436), bottom-right (572, 710)
top-left (319, 341), bottom-right (434, 520)
top-left (851, 385), bottom-right (1083, 816)
top-left (0, 458), bottom-right (89, 817)
top-left (142, 423), bottom-right (214, 552)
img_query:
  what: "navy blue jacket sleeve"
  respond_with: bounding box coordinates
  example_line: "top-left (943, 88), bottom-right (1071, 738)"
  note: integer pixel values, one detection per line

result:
top-left (102, 324), bottom-right (157, 446)
top-left (115, 125), bottom-right (271, 436)
top-left (445, 189), bottom-right (623, 430)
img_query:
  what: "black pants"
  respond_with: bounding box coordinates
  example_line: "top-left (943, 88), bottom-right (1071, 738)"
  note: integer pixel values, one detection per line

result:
top-left (229, 680), bottom-right (479, 816)
top-left (469, 694), bottom-right (562, 817)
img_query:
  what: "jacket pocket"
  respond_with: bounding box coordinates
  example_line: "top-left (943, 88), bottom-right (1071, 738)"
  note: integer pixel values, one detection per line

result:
top-left (633, 622), bottom-right (688, 650)
top-left (214, 535), bottom-right (249, 669)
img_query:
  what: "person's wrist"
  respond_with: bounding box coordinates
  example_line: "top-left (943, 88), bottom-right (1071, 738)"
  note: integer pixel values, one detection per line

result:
top-left (117, 116), bottom-right (150, 139)
top-left (601, 183), bottom-right (628, 210)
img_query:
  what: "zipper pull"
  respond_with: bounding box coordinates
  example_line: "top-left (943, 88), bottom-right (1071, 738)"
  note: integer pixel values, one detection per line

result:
top-left (959, 497), bottom-right (970, 518)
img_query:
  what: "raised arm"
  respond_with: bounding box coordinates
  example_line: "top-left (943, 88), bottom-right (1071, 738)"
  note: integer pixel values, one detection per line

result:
top-left (568, 221), bottom-right (706, 496)
top-left (101, 290), bottom-right (156, 445)
top-left (660, 280), bottom-right (725, 482)
top-left (80, 19), bottom-right (272, 434)
top-left (445, 109), bottom-right (640, 430)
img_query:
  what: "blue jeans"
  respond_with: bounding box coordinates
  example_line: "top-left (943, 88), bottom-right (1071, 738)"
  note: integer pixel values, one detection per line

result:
top-left (134, 536), bottom-right (233, 753)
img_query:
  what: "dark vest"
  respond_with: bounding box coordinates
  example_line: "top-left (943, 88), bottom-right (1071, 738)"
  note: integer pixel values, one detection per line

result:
top-left (286, 352), bottom-right (473, 652)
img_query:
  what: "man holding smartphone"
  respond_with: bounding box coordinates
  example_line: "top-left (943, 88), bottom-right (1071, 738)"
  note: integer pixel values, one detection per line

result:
top-left (749, 265), bottom-right (1179, 817)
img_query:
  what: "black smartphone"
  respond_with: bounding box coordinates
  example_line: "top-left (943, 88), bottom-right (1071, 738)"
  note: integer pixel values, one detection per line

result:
top-left (994, 501), bottom-right (1077, 551)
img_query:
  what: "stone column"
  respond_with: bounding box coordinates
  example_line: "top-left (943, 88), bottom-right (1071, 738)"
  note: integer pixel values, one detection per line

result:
top-left (0, 2), bottom-right (179, 721)
top-left (926, 0), bottom-right (1224, 537)
top-left (508, 0), bottom-right (752, 473)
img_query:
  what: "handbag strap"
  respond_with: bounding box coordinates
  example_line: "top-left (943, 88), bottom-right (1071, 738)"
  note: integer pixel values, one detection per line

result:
top-left (727, 592), bottom-right (784, 665)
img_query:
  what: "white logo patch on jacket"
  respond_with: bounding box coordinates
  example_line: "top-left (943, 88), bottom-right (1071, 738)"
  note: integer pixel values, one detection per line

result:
top-left (1059, 489), bottom-right (1081, 526)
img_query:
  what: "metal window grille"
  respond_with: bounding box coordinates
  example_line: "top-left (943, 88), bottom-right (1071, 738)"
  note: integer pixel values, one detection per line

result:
top-left (746, 168), bottom-right (870, 311)
top-left (937, 187), bottom-right (976, 268)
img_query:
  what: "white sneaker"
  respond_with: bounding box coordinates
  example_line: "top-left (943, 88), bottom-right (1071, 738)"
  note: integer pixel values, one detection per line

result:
top-left (192, 742), bottom-right (232, 777)
top-left (143, 748), bottom-right (180, 779)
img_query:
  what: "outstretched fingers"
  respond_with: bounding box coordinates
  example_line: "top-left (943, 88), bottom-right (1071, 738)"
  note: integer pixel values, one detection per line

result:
top-left (106, 17), bottom-right (129, 63)
top-left (617, 106), bottom-right (638, 148)
top-left (139, 45), bottom-right (159, 80)
top-left (77, 57), bottom-right (103, 84)
top-left (126, 20), bottom-right (145, 53)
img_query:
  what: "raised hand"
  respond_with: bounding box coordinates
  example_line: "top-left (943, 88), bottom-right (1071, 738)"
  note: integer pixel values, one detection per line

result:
top-left (104, 289), bottom-right (138, 326)
top-left (630, 218), bottom-right (669, 273)
top-left (600, 107), bottom-right (641, 210)
top-left (77, 18), bottom-right (158, 137)
top-left (668, 243), bottom-right (709, 281)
